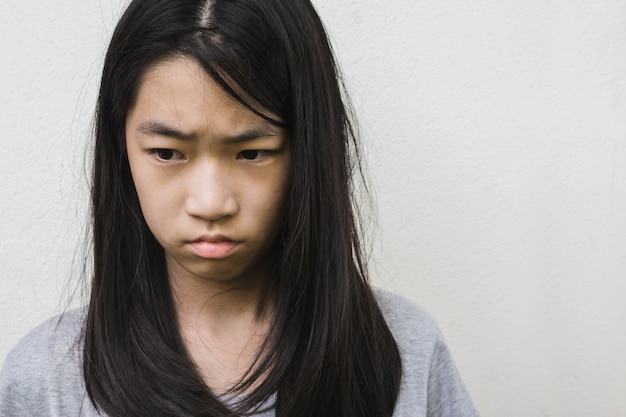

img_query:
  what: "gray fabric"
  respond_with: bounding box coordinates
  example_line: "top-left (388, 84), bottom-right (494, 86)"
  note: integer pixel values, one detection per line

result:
top-left (0, 289), bottom-right (479, 416)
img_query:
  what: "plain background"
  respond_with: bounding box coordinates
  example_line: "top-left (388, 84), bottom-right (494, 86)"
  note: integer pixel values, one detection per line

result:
top-left (1, 1), bottom-right (626, 416)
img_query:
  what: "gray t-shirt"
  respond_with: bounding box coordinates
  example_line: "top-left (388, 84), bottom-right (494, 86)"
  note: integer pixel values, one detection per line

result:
top-left (0, 290), bottom-right (479, 416)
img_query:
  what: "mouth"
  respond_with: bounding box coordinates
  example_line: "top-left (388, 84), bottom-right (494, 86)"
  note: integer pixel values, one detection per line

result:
top-left (189, 237), bottom-right (238, 259)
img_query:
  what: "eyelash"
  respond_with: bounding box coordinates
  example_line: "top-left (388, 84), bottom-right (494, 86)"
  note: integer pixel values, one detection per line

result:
top-left (148, 149), bottom-right (185, 162)
top-left (147, 149), bottom-right (273, 163)
top-left (237, 150), bottom-right (272, 162)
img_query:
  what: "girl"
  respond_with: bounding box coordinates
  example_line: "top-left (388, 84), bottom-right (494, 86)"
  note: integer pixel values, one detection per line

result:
top-left (0, 0), bottom-right (478, 416)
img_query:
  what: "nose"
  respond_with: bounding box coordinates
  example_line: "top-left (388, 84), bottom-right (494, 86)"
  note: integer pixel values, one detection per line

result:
top-left (184, 160), bottom-right (239, 221)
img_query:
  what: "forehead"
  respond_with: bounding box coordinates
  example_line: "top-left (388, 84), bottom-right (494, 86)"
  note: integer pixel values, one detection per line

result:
top-left (129, 56), bottom-right (284, 133)
top-left (128, 58), bottom-right (271, 135)
top-left (136, 57), bottom-right (240, 115)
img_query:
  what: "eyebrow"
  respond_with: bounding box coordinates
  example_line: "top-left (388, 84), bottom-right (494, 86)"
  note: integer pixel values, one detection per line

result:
top-left (136, 120), bottom-right (283, 143)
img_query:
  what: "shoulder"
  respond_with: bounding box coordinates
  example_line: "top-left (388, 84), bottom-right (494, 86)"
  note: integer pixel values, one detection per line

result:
top-left (12, 307), bottom-right (85, 350)
top-left (373, 288), bottom-right (442, 382)
top-left (0, 308), bottom-right (99, 416)
top-left (373, 288), bottom-right (480, 417)
top-left (2, 307), bottom-right (86, 372)
top-left (374, 287), bottom-right (440, 346)
top-left (373, 287), bottom-right (447, 382)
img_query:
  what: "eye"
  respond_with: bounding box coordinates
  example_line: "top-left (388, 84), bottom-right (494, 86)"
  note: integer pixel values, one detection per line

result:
top-left (237, 150), bottom-right (271, 162)
top-left (149, 148), bottom-right (185, 162)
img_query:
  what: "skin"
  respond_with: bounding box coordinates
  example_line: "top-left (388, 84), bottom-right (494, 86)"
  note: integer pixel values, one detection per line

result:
top-left (125, 56), bottom-right (290, 391)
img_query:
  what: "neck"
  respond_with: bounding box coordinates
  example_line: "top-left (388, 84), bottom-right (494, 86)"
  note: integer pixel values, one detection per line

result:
top-left (169, 267), bottom-right (274, 333)
top-left (167, 260), bottom-right (275, 393)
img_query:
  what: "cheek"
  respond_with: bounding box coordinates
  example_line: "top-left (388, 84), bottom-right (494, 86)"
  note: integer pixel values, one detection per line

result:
top-left (128, 164), bottom-right (175, 231)
top-left (244, 169), bottom-right (290, 231)
top-left (138, 186), bottom-right (177, 223)
top-left (263, 173), bottom-right (290, 230)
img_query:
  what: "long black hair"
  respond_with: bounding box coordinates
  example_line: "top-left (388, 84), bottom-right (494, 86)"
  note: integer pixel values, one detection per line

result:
top-left (84, 0), bottom-right (402, 415)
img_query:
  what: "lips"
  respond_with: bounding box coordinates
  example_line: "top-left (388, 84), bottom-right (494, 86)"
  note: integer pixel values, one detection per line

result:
top-left (189, 236), bottom-right (238, 259)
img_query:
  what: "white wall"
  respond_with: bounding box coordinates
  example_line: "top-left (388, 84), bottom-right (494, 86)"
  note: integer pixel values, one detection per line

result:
top-left (1, 1), bottom-right (625, 416)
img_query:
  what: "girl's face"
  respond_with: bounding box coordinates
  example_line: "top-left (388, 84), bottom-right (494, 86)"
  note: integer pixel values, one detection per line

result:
top-left (125, 57), bottom-right (290, 286)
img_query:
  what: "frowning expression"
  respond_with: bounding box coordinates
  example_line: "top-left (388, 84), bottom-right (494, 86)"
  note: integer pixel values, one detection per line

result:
top-left (125, 57), bottom-right (290, 286)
